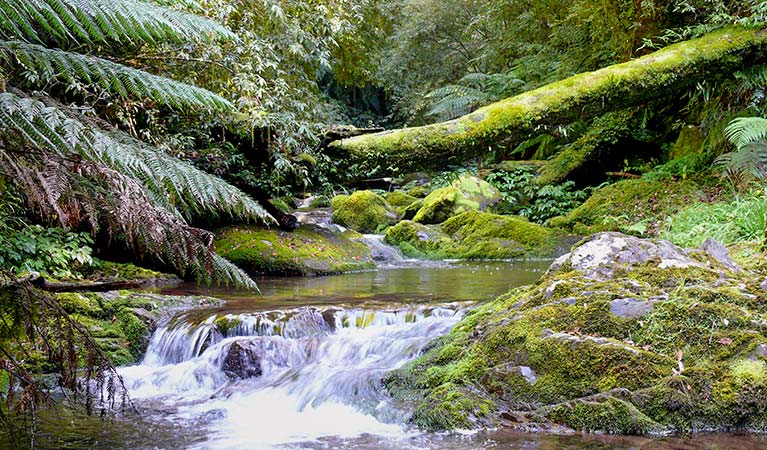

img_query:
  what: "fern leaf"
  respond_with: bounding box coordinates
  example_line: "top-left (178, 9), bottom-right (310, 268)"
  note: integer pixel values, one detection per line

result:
top-left (0, 41), bottom-right (233, 111)
top-left (0, 0), bottom-right (235, 47)
top-left (724, 117), bottom-right (767, 150)
top-left (0, 91), bottom-right (270, 223)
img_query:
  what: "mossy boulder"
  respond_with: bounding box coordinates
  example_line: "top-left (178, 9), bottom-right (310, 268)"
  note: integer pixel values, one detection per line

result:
top-left (59, 291), bottom-right (220, 366)
top-left (385, 211), bottom-right (563, 259)
top-left (670, 125), bottom-right (705, 160)
top-left (214, 224), bottom-right (374, 276)
top-left (550, 178), bottom-right (703, 236)
top-left (386, 232), bottom-right (767, 434)
top-left (386, 191), bottom-right (419, 208)
top-left (331, 191), bottom-right (398, 233)
top-left (413, 175), bottom-right (502, 224)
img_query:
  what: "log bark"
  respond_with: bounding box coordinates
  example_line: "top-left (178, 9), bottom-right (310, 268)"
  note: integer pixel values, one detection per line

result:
top-left (329, 27), bottom-right (767, 174)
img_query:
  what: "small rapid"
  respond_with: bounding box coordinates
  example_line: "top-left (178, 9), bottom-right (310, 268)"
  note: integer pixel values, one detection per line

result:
top-left (120, 305), bottom-right (465, 449)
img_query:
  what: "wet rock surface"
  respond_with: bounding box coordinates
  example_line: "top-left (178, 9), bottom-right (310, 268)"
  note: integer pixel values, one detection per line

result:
top-left (221, 341), bottom-right (263, 380)
top-left (386, 232), bottom-right (767, 435)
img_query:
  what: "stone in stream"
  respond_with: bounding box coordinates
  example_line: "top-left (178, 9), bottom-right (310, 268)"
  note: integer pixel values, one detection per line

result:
top-left (221, 341), bottom-right (262, 380)
top-left (386, 232), bottom-right (767, 435)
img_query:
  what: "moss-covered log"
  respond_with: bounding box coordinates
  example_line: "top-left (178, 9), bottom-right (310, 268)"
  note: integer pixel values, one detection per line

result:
top-left (330, 27), bottom-right (767, 173)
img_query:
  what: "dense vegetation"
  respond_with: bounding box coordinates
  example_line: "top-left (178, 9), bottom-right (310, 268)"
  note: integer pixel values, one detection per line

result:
top-left (5, 0), bottom-right (767, 446)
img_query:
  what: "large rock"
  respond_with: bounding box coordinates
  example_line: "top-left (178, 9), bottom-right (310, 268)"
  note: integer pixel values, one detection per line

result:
top-left (413, 175), bottom-right (502, 224)
top-left (331, 190), bottom-right (398, 233)
top-left (386, 233), bottom-right (767, 434)
top-left (221, 341), bottom-right (262, 380)
top-left (214, 224), bottom-right (375, 276)
top-left (385, 211), bottom-right (566, 259)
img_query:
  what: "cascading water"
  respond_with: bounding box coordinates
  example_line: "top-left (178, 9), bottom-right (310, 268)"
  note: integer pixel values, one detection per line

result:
top-left (119, 305), bottom-right (465, 449)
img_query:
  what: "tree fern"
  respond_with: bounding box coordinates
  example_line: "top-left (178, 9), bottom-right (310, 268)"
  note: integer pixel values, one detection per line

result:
top-left (0, 1), bottom-right (267, 289)
top-left (1, 41), bottom-right (232, 111)
top-left (425, 71), bottom-right (525, 121)
top-left (724, 117), bottom-right (767, 150)
top-left (2, 93), bottom-right (269, 221)
top-left (0, 0), bottom-right (235, 47)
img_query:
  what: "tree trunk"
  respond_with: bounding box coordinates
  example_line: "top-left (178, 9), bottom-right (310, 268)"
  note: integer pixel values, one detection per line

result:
top-left (329, 27), bottom-right (767, 175)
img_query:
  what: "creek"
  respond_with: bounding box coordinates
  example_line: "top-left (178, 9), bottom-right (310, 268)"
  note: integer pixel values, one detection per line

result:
top-left (36, 256), bottom-right (767, 448)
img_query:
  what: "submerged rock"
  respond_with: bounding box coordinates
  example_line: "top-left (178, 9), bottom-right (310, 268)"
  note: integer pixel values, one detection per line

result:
top-left (214, 224), bottom-right (375, 276)
top-left (386, 232), bottom-right (767, 434)
top-left (221, 341), bottom-right (262, 380)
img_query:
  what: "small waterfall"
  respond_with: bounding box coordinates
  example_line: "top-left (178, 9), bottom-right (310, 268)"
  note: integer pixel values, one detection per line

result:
top-left (356, 234), bottom-right (406, 266)
top-left (119, 305), bottom-right (465, 448)
top-left (292, 208), bottom-right (346, 233)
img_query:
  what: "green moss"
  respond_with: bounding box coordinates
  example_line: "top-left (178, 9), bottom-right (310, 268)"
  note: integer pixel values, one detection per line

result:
top-left (215, 316), bottom-right (242, 336)
top-left (442, 211), bottom-right (553, 255)
top-left (400, 199), bottom-right (423, 220)
top-left (548, 396), bottom-right (661, 434)
top-left (56, 292), bottom-right (103, 316)
top-left (551, 178), bottom-right (702, 235)
top-left (214, 224), bottom-right (375, 276)
top-left (83, 261), bottom-right (170, 281)
top-left (330, 28), bottom-right (767, 175)
top-left (117, 310), bottom-right (149, 360)
top-left (407, 186), bottom-right (430, 198)
top-left (386, 212), bottom-right (560, 259)
top-left (386, 191), bottom-right (419, 208)
top-left (386, 236), bottom-right (767, 433)
top-left (413, 175), bottom-right (501, 224)
top-left (331, 191), bottom-right (397, 233)
top-left (537, 109), bottom-right (640, 186)
top-left (670, 125), bottom-right (706, 160)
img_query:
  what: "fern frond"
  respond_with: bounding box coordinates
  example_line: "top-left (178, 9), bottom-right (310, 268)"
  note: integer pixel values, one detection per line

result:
top-left (725, 117), bottom-right (767, 150)
top-left (0, 0), bottom-right (235, 47)
top-left (0, 92), bottom-right (269, 223)
top-left (715, 144), bottom-right (767, 181)
top-left (425, 85), bottom-right (486, 120)
top-left (0, 41), bottom-right (232, 111)
top-left (0, 152), bottom-right (257, 290)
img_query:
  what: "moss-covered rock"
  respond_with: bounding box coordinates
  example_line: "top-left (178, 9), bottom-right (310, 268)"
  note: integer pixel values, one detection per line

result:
top-left (550, 178), bottom-right (703, 236)
top-left (413, 175), bottom-right (502, 224)
top-left (386, 191), bottom-right (419, 208)
top-left (385, 212), bottom-right (563, 259)
top-left (670, 125), bottom-right (706, 160)
top-left (331, 191), bottom-right (398, 233)
top-left (386, 233), bottom-right (767, 434)
top-left (214, 224), bottom-right (375, 276)
top-left (59, 292), bottom-right (221, 366)
top-left (400, 199), bottom-right (424, 220)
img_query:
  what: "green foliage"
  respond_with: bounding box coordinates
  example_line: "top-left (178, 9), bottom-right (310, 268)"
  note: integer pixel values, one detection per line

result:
top-left (424, 71), bottom-right (525, 121)
top-left (0, 0), bottom-right (235, 47)
top-left (0, 0), bottom-right (264, 288)
top-left (716, 117), bottom-right (767, 187)
top-left (0, 226), bottom-right (94, 280)
top-left (0, 41), bottom-right (232, 111)
top-left (662, 190), bottom-right (767, 247)
top-left (486, 169), bottom-right (590, 224)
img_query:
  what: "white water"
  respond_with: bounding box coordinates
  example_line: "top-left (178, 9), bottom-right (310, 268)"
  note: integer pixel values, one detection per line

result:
top-left (119, 306), bottom-right (465, 449)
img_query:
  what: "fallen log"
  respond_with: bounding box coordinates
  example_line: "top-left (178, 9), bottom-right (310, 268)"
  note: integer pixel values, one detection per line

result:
top-left (330, 27), bottom-right (767, 174)
top-left (27, 273), bottom-right (181, 292)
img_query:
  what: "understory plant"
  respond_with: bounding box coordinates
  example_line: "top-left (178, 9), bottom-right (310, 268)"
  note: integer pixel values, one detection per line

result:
top-left (0, 0), bottom-right (267, 289)
top-left (486, 168), bottom-right (590, 223)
